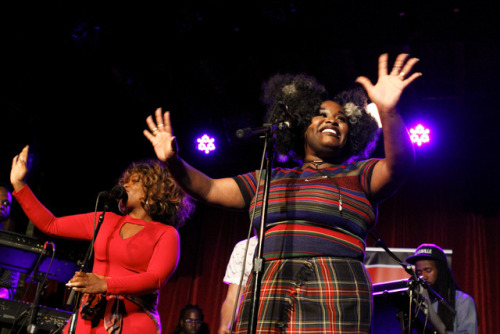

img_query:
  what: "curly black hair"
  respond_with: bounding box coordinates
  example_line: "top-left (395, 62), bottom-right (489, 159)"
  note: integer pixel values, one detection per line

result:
top-left (262, 73), bottom-right (327, 162)
top-left (262, 73), bottom-right (380, 164)
top-left (118, 160), bottom-right (194, 229)
top-left (332, 87), bottom-right (381, 163)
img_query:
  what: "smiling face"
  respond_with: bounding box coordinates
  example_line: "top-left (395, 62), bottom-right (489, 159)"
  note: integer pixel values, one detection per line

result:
top-left (304, 100), bottom-right (349, 162)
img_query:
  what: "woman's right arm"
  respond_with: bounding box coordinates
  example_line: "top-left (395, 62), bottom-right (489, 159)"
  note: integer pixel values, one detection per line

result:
top-left (144, 108), bottom-right (246, 209)
top-left (11, 146), bottom-right (95, 239)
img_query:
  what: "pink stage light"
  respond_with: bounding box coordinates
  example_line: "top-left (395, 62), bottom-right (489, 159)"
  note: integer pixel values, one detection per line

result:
top-left (409, 124), bottom-right (430, 146)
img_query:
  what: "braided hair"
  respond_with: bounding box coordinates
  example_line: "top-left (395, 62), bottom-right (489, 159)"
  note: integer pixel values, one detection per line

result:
top-left (432, 260), bottom-right (461, 331)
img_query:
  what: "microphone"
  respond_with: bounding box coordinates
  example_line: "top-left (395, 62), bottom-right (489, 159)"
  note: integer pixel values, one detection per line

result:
top-left (235, 121), bottom-right (291, 139)
top-left (417, 276), bottom-right (456, 316)
top-left (98, 185), bottom-right (128, 202)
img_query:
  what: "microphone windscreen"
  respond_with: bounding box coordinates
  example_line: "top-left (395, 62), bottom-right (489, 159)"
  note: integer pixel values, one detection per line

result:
top-left (110, 185), bottom-right (128, 201)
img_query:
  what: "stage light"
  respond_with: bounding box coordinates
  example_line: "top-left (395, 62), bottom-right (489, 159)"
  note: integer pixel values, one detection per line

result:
top-left (366, 103), bottom-right (382, 128)
top-left (409, 124), bottom-right (430, 146)
top-left (196, 134), bottom-right (216, 154)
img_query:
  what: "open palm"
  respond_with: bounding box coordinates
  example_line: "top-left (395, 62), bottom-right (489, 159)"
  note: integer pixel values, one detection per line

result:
top-left (143, 108), bottom-right (178, 162)
top-left (356, 53), bottom-right (421, 114)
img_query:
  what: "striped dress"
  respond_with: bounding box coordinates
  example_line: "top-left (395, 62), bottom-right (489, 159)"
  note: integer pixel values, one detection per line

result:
top-left (233, 159), bottom-right (379, 333)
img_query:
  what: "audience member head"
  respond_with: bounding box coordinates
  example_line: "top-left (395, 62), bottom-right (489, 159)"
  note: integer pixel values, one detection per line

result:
top-left (173, 304), bottom-right (208, 334)
top-left (0, 183), bottom-right (13, 227)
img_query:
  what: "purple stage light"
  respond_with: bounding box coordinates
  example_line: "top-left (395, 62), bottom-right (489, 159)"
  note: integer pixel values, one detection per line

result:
top-left (197, 134), bottom-right (216, 154)
top-left (409, 124), bottom-right (430, 146)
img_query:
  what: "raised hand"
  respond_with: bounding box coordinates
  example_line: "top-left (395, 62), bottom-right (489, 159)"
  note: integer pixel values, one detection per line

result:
top-left (11, 145), bottom-right (30, 191)
top-left (143, 108), bottom-right (178, 162)
top-left (356, 53), bottom-right (421, 114)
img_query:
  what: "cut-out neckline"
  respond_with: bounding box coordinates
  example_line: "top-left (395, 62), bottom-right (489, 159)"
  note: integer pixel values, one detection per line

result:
top-left (120, 222), bottom-right (145, 239)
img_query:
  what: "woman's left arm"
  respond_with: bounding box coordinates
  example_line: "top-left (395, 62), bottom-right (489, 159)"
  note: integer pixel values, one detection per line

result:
top-left (67, 226), bottom-right (180, 295)
top-left (356, 53), bottom-right (421, 201)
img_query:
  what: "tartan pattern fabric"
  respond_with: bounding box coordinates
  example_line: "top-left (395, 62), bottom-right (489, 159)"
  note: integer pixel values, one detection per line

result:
top-left (104, 295), bottom-right (125, 334)
top-left (235, 257), bottom-right (373, 333)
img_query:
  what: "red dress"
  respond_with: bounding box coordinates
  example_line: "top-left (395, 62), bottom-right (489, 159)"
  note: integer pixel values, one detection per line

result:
top-left (14, 186), bottom-right (180, 333)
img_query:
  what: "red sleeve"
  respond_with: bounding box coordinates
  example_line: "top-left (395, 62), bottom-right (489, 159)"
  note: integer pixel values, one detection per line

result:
top-left (105, 225), bottom-right (180, 295)
top-left (13, 185), bottom-right (95, 240)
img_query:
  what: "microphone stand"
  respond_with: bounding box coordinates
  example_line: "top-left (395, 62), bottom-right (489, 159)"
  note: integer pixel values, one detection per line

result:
top-left (67, 199), bottom-right (111, 334)
top-left (369, 230), bottom-right (417, 333)
top-left (26, 242), bottom-right (52, 334)
top-left (369, 230), bottom-right (416, 278)
top-left (247, 129), bottom-right (274, 334)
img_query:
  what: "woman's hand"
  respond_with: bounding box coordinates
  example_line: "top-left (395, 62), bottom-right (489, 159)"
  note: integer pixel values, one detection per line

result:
top-left (356, 53), bottom-right (421, 114)
top-left (66, 271), bottom-right (109, 294)
top-left (143, 108), bottom-right (178, 162)
top-left (358, 54), bottom-right (419, 200)
top-left (11, 145), bottom-right (30, 191)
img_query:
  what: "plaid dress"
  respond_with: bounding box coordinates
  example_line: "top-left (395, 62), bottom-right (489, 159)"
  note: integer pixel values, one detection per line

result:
top-left (235, 257), bottom-right (372, 333)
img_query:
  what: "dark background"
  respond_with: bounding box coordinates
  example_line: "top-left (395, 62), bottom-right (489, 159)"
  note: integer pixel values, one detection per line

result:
top-left (2, 1), bottom-right (499, 197)
top-left (1, 1), bottom-right (499, 333)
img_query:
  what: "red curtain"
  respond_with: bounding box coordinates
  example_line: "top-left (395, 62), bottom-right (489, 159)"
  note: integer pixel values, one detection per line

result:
top-left (158, 163), bottom-right (500, 334)
top-left (158, 205), bottom-right (251, 333)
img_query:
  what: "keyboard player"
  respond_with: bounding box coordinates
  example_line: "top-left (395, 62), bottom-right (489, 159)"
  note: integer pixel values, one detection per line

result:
top-left (0, 184), bottom-right (20, 300)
